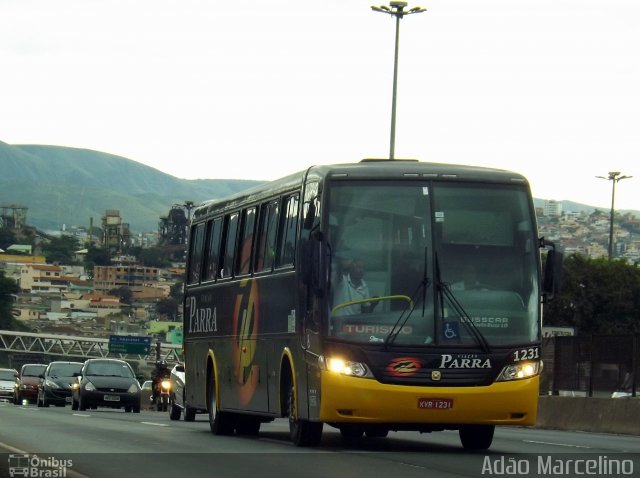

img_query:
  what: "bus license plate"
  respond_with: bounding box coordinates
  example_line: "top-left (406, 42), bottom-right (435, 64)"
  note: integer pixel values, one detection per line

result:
top-left (104, 395), bottom-right (120, 402)
top-left (418, 398), bottom-right (453, 409)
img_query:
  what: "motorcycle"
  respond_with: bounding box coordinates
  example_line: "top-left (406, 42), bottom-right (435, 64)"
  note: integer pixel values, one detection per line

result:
top-left (152, 378), bottom-right (171, 412)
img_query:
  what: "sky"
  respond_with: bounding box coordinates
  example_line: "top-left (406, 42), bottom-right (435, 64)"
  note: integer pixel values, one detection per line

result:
top-left (1, 0), bottom-right (639, 211)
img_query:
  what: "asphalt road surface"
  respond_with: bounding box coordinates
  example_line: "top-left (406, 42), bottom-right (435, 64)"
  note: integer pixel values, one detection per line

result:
top-left (1, 401), bottom-right (639, 478)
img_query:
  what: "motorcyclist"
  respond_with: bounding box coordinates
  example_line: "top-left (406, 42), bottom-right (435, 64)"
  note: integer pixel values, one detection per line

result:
top-left (151, 360), bottom-right (170, 404)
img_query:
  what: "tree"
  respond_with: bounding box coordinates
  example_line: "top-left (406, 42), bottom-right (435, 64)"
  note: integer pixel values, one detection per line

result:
top-left (0, 271), bottom-right (19, 330)
top-left (109, 286), bottom-right (133, 305)
top-left (42, 235), bottom-right (80, 264)
top-left (84, 245), bottom-right (111, 278)
top-left (169, 281), bottom-right (184, 302)
top-left (137, 246), bottom-right (172, 268)
top-left (0, 228), bottom-right (17, 251)
top-left (156, 297), bottom-right (178, 321)
top-left (544, 254), bottom-right (640, 334)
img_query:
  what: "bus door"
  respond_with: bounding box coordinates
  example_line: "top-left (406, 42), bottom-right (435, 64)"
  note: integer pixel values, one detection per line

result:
top-left (300, 178), bottom-right (323, 419)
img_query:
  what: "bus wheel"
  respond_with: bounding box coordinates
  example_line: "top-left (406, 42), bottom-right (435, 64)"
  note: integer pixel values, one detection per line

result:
top-left (287, 382), bottom-right (323, 447)
top-left (459, 425), bottom-right (494, 450)
top-left (208, 370), bottom-right (234, 436)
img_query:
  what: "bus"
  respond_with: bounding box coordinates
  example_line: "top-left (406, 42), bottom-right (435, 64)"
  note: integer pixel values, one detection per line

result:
top-left (182, 159), bottom-right (561, 449)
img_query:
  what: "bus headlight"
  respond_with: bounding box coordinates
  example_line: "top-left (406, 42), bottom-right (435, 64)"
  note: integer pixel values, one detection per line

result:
top-left (319, 356), bottom-right (373, 378)
top-left (497, 361), bottom-right (541, 381)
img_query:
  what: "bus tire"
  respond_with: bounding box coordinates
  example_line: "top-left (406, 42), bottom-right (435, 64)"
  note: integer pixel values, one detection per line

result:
top-left (459, 425), bottom-right (494, 450)
top-left (287, 381), bottom-right (323, 447)
top-left (208, 369), bottom-right (234, 436)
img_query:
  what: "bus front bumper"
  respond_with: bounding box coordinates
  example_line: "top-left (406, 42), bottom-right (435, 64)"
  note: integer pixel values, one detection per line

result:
top-left (319, 371), bottom-right (539, 427)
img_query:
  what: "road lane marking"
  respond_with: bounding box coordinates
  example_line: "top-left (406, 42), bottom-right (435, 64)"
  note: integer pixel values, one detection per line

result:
top-left (524, 440), bottom-right (591, 448)
top-left (72, 413), bottom-right (91, 417)
top-left (141, 422), bottom-right (169, 427)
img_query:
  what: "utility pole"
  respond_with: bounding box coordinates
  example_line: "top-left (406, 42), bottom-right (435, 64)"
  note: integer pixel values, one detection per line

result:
top-left (371, 2), bottom-right (426, 160)
top-left (596, 171), bottom-right (632, 259)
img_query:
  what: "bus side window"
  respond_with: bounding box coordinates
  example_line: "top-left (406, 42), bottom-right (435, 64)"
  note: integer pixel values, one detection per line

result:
top-left (277, 194), bottom-right (299, 268)
top-left (187, 223), bottom-right (205, 285)
top-left (203, 217), bottom-right (222, 281)
top-left (220, 213), bottom-right (239, 279)
top-left (255, 200), bottom-right (279, 272)
top-left (235, 207), bottom-right (257, 276)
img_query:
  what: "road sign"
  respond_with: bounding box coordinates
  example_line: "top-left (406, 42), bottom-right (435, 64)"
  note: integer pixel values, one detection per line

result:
top-left (108, 335), bottom-right (152, 355)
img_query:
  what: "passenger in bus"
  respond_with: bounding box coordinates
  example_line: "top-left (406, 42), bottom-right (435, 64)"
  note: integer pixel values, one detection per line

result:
top-left (333, 259), bottom-right (376, 316)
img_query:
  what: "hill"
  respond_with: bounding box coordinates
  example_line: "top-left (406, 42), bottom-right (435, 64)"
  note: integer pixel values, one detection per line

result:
top-left (2, 141), bottom-right (637, 234)
top-left (0, 141), bottom-right (262, 232)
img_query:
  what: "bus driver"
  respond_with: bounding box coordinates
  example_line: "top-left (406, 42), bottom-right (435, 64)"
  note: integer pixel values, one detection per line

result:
top-left (333, 259), bottom-right (376, 316)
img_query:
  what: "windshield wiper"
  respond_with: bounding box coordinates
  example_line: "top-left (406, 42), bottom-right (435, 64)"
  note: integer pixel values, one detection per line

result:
top-left (435, 254), bottom-right (491, 354)
top-left (385, 247), bottom-right (431, 348)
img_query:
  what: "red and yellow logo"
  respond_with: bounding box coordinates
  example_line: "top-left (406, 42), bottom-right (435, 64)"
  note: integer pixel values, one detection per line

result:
top-left (232, 279), bottom-right (260, 405)
top-left (385, 357), bottom-right (422, 376)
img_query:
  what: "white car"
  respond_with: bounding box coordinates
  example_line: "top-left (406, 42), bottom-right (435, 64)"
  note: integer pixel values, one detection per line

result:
top-left (169, 363), bottom-right (206, 421)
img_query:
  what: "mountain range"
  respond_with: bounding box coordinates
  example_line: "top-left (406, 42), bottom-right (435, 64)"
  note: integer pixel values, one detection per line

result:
top-left (0, 141), bottom-right (262, 233)
top-left (0, 141), bottom-right (635, 234)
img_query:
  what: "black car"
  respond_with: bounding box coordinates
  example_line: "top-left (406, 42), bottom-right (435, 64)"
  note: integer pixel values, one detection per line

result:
top-left (71, 358), bottom-right (141, 413)
top-left (37, 361), bottom-right (84, 407)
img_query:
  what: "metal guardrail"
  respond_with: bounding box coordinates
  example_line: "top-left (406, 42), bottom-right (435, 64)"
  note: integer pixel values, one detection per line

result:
top-left (541, 334), bottom-right (639, 398)
top-left (0, 330), bottom-right (182, 364)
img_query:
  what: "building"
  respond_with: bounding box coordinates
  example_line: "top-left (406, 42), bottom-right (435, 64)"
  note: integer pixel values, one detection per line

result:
top-left (543, 200), bottom-right (562, 217)
top-left (93, 264), bottom-right (163, 300)
top-left (19, 264), bottom-right (68, 294)
top-left (101, 210), bottom-right (131, 254)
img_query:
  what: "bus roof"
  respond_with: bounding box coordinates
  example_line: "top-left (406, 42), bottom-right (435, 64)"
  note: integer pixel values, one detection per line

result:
top-left (192, 159), bottom-right (529, 221)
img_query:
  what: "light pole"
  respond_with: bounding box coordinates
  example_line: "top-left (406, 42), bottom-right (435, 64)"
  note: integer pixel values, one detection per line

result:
top-left (596, 171), bottom-right (632, 259)
top-left (371, 2), bottom-right (426, 160)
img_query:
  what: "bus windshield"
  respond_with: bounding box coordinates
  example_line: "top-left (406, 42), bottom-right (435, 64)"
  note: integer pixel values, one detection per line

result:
top-left (326, 180), bottom-right (539, 347)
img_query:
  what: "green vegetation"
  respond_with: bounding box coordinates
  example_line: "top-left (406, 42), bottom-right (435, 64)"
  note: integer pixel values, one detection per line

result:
top-left (544, 254), bottom-right (640, 334)
top-left (0, 270), bottom-right (19, 330)
top-left (0, 141), bottom-right (262, 232)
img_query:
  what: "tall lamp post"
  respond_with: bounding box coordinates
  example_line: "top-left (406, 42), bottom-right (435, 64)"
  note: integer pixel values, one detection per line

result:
top-left (371, 2), bottom-right (426, 160)
top-left (596, 171), bottom-right (632, 259)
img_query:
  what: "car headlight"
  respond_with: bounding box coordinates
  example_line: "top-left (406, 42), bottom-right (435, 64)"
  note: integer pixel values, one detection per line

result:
top-left (84, 381), bottom-right (96, 391)
top-left (496, 361), bottom-right (541, 381)
top-left (128, 383), bottom-right (140, 393)
top-left (319, 356), bottom-right (373, 378)
top-left (45, 379), bottom-right (60, 389)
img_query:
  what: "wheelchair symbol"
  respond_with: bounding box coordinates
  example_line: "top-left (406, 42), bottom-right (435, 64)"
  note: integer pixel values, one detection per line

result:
top-left (444, 322), bottom-right (458, 339)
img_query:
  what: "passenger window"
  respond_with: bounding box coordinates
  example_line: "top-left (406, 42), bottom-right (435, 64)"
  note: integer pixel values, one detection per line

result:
top-left (255, 201), bottom-right (279, 272)
top-left (187, 223), bottom-right (205, 284)
top-left (277, 194), bottom-right (299, 267)
top-left (236, 207), bottom-right (257, 275)
top-left (221, 213), bottom-right (239, 279)
top-left (203, 217), bottom-right (223, 281)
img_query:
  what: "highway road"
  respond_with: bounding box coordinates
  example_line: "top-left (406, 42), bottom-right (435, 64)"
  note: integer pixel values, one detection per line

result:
top-left (1, 401), bottom-right (638, 478)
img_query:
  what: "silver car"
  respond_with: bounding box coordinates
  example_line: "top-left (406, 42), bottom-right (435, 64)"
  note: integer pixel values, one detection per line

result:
top-left (0, 368), bottom-right (18, 402)
top-left (168, 363), bottom-right (205, 421)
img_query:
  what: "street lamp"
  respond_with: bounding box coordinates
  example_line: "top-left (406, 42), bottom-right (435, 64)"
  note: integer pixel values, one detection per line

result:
top-left (596, 171), bottom-right (632, 259)
top-left (371, 2), bottom-right (426, 160)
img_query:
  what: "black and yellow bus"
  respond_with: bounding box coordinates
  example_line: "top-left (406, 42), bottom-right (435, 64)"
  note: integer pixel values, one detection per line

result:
top-left (182, 159), bottom-right (561, 449)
